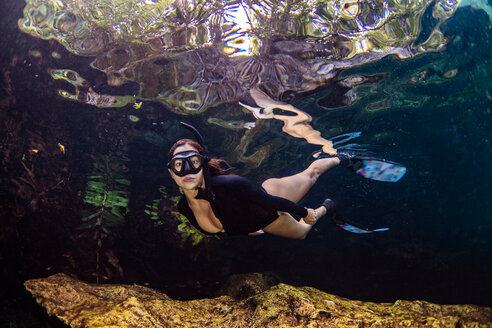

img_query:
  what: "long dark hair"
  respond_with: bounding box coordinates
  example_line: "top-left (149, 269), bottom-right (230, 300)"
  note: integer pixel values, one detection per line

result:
top-left (167, 139), bottom-right (232, 176)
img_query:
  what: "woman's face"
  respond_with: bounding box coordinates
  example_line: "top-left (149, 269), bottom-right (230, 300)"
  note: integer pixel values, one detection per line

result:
top-left (168, 143), bottom-right (205, 190)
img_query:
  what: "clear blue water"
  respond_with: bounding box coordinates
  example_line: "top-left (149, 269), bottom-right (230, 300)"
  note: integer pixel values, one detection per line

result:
top-left (1, 1), bottom-right (492, 326)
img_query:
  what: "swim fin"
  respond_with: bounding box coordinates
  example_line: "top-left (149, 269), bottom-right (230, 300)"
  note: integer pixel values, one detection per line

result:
top-left (312, 150), bottom-right (407, 182)
top-left (331, 212), bottom-right (390, 234)
top-left (321, 199), bottom-right (389, 234)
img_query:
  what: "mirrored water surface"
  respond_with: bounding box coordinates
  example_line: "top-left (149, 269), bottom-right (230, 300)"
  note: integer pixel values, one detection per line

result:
top-left (1, 0), bottom-right (492, 325)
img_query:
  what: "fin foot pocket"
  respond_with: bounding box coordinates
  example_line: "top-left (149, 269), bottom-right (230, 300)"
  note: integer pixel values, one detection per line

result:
top-left (321, 198), bottom-right (336, 218)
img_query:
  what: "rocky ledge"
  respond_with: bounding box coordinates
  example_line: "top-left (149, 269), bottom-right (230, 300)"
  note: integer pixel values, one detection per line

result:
top-left (25, 273), bottom-right (492, 327)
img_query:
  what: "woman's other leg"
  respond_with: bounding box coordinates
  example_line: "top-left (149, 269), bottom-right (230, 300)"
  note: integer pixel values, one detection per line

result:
top-left (262, 157), bottom-right (339, 202)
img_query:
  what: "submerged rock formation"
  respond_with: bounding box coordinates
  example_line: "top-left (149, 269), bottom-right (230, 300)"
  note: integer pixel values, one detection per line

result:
top-left (25, 273), bottom-right (492, 328)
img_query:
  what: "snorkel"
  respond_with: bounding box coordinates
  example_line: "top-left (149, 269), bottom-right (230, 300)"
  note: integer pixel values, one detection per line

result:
top-left (177, 122), bottom-right (215, 201)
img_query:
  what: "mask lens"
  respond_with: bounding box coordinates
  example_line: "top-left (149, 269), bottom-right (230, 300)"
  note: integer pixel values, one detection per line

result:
top-left (172, 158), bottom-right (185, 172)
top-left (189, 155), bottom-right (203, 169)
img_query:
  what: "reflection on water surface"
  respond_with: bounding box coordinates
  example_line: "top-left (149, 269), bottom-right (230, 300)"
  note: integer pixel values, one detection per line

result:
top-left (18, 0), bottom-right (464, 154)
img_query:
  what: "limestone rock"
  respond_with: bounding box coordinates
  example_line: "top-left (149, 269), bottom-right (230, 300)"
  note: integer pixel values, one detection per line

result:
top-left (25, 273), bottom-right (492, 327)
top-left (217, 272), bottom-right (279, 300)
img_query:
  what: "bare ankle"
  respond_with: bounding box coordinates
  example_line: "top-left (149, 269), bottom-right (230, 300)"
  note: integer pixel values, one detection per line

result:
top-left (315, 206), bottom-right (327, 217)
top-left (311, 157), bottom-right (340, 176)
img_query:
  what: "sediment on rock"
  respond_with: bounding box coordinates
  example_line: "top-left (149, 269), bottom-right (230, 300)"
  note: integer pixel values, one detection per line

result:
top-left (25, 273), bottom-right (492, 328)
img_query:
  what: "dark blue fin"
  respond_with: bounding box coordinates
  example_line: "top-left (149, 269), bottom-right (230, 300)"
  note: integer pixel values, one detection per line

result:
top-left (329, 132), bottom-right (362, 147)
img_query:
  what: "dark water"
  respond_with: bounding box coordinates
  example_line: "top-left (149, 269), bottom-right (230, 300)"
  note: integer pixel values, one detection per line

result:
top-left (1, 0), bottom-right (492, 326)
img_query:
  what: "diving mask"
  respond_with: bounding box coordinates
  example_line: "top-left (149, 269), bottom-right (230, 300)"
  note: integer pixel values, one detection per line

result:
top-left (167, 151), bottom-right (205, 177)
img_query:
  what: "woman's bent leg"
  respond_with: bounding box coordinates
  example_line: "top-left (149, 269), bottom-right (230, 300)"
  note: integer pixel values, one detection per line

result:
top-left (262, 157), bottom-right (340, 202)
top-left (262, 212), bottom-right (312, 240)
top-left (261, 158), bottom-right (339, 239)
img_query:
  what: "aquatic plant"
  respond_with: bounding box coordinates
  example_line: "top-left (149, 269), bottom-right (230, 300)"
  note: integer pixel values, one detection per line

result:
top-left (144, 186), bottom-right (209, 246)
top-left (144, 186), bottom-right (170, 226)
top-left (144, 199), bottom-right (161, 223)
top-left (1, 113), bottom-right (70, 215)
top-left (78, 156), bottom-right (130, 283)
top-left (176, 212), bottom-right (206, 246)
top-left (79, 161), bottom-right (130, 230)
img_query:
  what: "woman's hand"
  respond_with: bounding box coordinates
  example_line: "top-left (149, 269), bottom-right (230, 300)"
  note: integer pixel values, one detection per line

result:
top-left (303, 208), bottom-right (319, 225)
top-left (302, 206), bottom-right (328, 225)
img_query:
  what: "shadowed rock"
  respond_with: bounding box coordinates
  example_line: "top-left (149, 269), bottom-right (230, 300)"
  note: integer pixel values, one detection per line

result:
top-left (216, 272), bottom-right (280, 300)
top-left (25, 273), bottom-right (492, 327)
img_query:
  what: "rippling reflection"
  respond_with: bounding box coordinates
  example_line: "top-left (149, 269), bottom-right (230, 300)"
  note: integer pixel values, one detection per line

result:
top-left (18, 0), bottom-right (462, 153)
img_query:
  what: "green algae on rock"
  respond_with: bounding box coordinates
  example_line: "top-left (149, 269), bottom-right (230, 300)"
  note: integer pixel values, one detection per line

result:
top-left (25, 273), bottom-right (492, 327)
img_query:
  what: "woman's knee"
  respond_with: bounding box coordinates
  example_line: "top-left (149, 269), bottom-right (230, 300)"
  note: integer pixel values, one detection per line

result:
top-left (261, 178), bottom-right (280, 194)
top-left (295, 231), bottom-right (308, 240)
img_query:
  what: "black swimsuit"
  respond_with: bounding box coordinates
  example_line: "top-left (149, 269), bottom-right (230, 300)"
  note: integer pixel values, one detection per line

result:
top-left (177, 175), bottom-right (308, 235)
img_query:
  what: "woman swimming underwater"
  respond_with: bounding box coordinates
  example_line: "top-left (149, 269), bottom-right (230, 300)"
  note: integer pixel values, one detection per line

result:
top-left (168, 123), bottom-right (406, 239)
